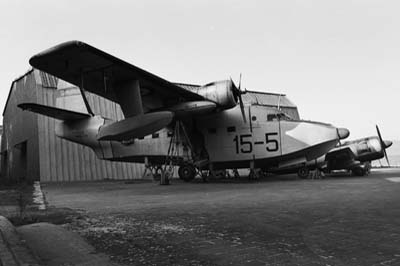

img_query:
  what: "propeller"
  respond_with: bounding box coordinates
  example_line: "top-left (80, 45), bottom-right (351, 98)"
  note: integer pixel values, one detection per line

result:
top-left (231, 74), bottom-right (247, 123)
top-left (376, 125), bottom-right (391, 166)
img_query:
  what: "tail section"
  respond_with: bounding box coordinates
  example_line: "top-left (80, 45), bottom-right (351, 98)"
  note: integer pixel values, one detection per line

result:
top-left (18, 103), bottom-right (106, 159)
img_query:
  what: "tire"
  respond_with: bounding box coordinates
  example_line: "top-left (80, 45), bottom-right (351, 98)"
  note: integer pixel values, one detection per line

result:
top-left (178, 164), bottom-right (196, 182)
top-left (297, 167), bottom-right (310, 179)
top-left (352, 167), bottom-right (365, 176)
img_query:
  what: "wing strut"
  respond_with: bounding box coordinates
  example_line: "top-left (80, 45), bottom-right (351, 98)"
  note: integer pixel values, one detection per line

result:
top-left (80, 73), bottom-right (95, 116)
top-left (114, 79), bottom-right (144, 118)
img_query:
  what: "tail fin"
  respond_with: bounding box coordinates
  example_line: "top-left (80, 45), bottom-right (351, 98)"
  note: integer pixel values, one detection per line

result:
top-left (18, 103), bottom-right (91, 121)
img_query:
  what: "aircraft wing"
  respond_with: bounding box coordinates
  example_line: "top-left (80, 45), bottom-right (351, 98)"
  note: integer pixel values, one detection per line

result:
top-left (29, 41), bottom-right (205, 113)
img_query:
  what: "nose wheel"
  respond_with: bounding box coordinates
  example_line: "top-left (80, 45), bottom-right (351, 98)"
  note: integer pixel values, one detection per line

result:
top-left (178, 164), bottom-right (196, 182)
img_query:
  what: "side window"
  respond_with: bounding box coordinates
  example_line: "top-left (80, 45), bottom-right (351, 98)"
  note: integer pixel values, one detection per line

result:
top-left (267, 114), bottom-right (277, 121)
top-left (227, 126), bottom-right (236, 133)
top-left (152, 133), bottom-right (159, 139)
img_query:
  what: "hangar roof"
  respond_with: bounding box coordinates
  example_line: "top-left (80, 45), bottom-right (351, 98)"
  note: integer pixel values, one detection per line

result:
top-left (2, 68), bottom-right (34, 116)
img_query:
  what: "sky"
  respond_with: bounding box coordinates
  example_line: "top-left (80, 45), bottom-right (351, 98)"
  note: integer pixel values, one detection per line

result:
top-left (0, 0), bottom-right (399, 140)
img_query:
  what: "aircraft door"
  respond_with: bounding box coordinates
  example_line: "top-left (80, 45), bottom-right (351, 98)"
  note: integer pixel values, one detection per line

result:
top-left (250, 105), bottom-right (282, 160)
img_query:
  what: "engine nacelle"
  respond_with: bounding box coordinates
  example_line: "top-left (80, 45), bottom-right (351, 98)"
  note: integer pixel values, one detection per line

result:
top-left (194, 80), bottom-right (238, 109)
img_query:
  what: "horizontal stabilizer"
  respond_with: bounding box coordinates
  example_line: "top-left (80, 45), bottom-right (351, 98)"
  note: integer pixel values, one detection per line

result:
top-left (18, 103), bottom-right (91, 120)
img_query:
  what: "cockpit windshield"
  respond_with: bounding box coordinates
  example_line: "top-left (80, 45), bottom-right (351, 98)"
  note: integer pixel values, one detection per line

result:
top-left (267, 112), bottom-right (292, 121)
top-left (277, 112), bottom-right (292, 120)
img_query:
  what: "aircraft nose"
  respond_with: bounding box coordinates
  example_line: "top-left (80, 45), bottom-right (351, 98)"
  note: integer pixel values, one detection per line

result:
top-left (384, 140), bottom-right (393, 148)
top-left (337, 128), bottom-right (350, 140)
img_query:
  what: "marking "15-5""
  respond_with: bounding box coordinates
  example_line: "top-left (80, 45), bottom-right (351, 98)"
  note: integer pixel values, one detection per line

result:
top-left (233, 133), bottom-right (279, 154)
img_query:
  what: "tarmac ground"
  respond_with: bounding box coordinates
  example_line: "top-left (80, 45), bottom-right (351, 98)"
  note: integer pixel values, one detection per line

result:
top-left (32, 168), bottom-right (400, 266)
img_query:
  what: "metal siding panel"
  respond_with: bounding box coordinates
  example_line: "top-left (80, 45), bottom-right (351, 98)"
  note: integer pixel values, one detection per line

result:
top-left (61, 140), bottom-right (70, 181)
top-left (51, 87), bottom-right (64, 182)
top-left (88, 150), bottom-right (95, 180)
top-left (111, 160), bottom-right (118, 179)
top-left (93, 152), bottom-right (101, 180)
top-left (106, 160), bottom-right (113, 179)
top-left (82, 146), bottom-right (89, 181)
top-left (47, 92), bottom-right (58, 181)
top-left (54, 134), bottom-right (63, 182)
top-left (71, 144), bottom-right (79, 181)
top-left (43, 91), bottom-right (52, 182)
top-left (116, 162), bottom-right (123, 180)
top-left (123, 163), bottom-right (130, 179)
top-left (91, 149), bottom-right (98, 180)
top-left (78, 146), bottom-right (86, 181)
top-left (86, 148), bottom-right (93, 180)
top-left (37, 86), bottom-right (49, 182)
top-left (67, 141), bottom-right (75, 181)
top-left (126, 163), bottom-right (133, 179)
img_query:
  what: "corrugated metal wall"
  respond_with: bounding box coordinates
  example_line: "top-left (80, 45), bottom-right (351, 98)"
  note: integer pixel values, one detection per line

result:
top-left (34, 70), bottom-right (144, 182)
top-left (1, 70), bottom-right (42, 184)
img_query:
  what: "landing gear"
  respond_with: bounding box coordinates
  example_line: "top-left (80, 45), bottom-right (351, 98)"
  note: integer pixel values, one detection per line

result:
top-left (248, 169), bottom-right (261, 180)
top-left (297, 167), bottom-right (310, 179)
top-left (248, 161), bottom-right (261, 180)
top-left (232, 169), bottom-right (240, 179)
top-left (352, 167), bottom-right (366, 176)
top-left (178, 164), bottom-right (196, 182)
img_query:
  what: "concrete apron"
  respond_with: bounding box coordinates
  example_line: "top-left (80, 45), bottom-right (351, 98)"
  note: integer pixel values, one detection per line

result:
top-left (0, 216), bottom-right (116, 266)
top-left (17, 223), bottom-right (115, 266)
top-left (0, 216), bottom-right (41, 266)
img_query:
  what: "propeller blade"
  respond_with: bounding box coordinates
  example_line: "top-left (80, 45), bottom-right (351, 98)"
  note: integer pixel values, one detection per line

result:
top-left (384, 148), bottom-right (390, 167)
top-left (376, 125), bottom-right (384, 145)
top-left (239, 94), bottom-right (247, 123)
top-left (230, 77), bottom-right (238, 94)
top-left (376, 125), bottom-right (391, 167)
top-left (230, 75), bottom-right (247, 123)
top-left (376, 124), bottom-right (386, 151)
top-left (384, 140), bottom-right (393, 148)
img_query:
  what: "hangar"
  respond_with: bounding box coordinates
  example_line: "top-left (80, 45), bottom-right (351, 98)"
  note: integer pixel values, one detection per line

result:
top-left (0, 69), bottom-right (299, 184)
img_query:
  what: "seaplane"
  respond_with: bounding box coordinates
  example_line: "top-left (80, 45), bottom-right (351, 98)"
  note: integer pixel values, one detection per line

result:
top-left (19, 41), bottom-right (350, 182)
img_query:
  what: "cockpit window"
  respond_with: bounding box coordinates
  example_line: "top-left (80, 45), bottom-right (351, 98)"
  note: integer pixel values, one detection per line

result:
top-left (277, 113), bottom-right (292, 120)
top-left (267, 114), bottom-right (278, 121)
top-left (267, 112), bottom-right (292, 121)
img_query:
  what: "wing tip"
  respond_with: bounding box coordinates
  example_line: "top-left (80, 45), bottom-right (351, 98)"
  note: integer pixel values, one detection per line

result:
top-left (29, 40), bottom-right (88, 68)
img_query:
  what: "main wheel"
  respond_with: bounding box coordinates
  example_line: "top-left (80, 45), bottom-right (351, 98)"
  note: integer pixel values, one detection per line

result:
top-left (297, 167), bottom-right (310, 179)
top-left (352, 167), bottom-right (366, 176)
top-left (178, 164), bottom-right (196, 182)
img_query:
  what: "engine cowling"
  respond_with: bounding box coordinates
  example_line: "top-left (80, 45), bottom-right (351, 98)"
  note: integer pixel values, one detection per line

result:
top-left (194, 80), bottom-right (238, 109)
